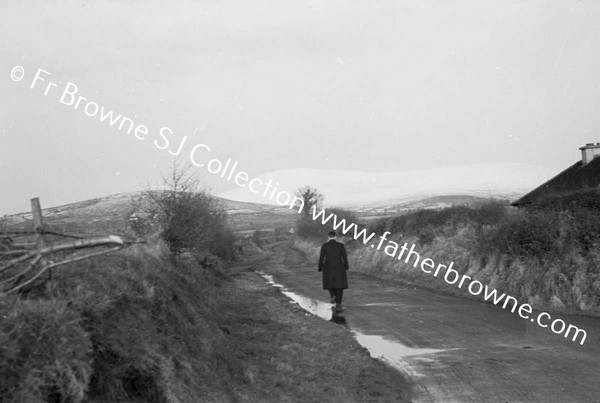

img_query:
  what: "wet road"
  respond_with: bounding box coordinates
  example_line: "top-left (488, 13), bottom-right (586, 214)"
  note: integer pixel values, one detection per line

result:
top-left (257, 241), bottom-right (600, 402)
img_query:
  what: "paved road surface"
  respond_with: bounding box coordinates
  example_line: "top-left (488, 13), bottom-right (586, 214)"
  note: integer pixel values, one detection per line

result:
top-left (256, 241), bottom-right (600, 402)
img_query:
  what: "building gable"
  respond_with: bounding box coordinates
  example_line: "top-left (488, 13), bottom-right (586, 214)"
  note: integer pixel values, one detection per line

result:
top-left (512, 143), bottom-right (600, 207)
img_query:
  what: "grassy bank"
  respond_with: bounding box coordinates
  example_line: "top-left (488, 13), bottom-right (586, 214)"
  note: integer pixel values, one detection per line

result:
top-left (295, 192), bottom-right (600, 316)
top-left (0, 235), bottom-right (414, 402)
top-left (0, 237), bottom-right (233, 402)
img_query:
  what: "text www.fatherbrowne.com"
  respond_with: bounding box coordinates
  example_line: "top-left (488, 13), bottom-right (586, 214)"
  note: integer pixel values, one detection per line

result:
top-left (12, 65), bottom-right (588, 346)
top-left (300, 204), bottom-right (588, 346)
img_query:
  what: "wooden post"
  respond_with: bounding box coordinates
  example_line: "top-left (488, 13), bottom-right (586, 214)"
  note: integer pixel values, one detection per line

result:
top-left (30, 197), bottom-right (50, 281)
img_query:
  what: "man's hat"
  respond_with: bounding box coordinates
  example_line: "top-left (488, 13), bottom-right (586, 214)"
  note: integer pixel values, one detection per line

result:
top-left (328, 230), bottom-right (337, 237)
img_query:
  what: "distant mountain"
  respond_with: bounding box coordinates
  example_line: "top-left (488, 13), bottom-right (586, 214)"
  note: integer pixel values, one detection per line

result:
top-left (218, 163), bottom-right (557, 208)
top-left (359, 195), bottom-right (498, 213)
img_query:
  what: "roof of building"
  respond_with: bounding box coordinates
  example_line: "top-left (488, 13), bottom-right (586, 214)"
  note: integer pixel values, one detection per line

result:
top-left (512, 156), bottom-right (600, 206)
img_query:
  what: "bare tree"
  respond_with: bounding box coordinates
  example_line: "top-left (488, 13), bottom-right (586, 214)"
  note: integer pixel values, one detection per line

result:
top-left (295, 186), bottom-right (328, 238)
top-left (295, 186), bottom-right (323, 217)
top-left (130, 161), bottom-right (234, 259)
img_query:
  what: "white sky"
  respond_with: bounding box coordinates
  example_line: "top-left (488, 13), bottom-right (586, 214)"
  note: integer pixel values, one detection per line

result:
top-left (1, 0), bottom-right (599, 215)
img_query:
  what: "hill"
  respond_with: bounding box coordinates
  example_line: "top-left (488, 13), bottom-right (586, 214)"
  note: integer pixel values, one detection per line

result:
top-left (1, 192), bottom-right (299, 236)
top-left (358, 194), bottom-right (496, 213)
top-left (218, 163), bottom-right (556, 208)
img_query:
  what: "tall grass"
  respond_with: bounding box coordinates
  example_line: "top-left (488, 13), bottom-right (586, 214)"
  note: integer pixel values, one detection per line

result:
top-left (347, 194), bottom-right (600, 315)
top-left (0, 297), bottom-right (92, 402)
top-left (0, 237), bottom-right (240, 402)
top-left (0, 165), bottom-right (241, 402)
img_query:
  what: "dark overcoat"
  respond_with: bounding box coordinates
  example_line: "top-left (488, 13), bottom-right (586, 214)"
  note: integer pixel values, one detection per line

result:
top-left (318, 239), bottom-right (349, 289)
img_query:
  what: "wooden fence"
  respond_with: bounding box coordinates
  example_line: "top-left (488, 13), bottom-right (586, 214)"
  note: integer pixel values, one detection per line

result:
top-left (0, 197), bottom-right (139, 294)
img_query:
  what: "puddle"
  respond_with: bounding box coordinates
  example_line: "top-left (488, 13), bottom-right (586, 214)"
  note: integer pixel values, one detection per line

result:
top-left (257, 270), bottom-right (449, 376)
top-left (351, 333), bottom-right (446, 376)
top-left (260, 272), bottom-right (283, 288)
top-left (259, 271), bottom-right (334, 319)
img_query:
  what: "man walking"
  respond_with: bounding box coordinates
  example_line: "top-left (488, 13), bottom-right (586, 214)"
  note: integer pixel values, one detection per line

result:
top-left (318, 230), bottom-right (349, 311)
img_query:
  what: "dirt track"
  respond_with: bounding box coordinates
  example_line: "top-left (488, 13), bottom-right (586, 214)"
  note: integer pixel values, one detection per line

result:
top-left (257, 240), bottom-right (600, 403)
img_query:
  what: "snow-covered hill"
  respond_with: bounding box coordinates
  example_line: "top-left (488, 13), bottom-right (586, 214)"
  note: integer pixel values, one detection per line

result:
top-left (218, 163), bottom-right (558, 208)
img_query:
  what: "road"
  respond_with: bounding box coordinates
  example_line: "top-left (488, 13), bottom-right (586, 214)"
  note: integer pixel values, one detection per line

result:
top-left (256, 240), bottom-right (600, 403)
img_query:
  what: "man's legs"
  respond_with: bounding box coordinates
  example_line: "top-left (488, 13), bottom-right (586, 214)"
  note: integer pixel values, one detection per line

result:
top-left (328, 289), bottom-right (335, 304)
top-left (334, 289), bottom-right (343, 305)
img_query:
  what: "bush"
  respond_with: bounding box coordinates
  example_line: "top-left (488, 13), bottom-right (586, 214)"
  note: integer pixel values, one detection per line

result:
top-left (158, 190), bottom-right (223, 254)
top-left (209, 225), bottom-right (238, 260)
top-left (529, 189), bottom-right (600, 252)
top-left (369, 200), bottom-right (509, 242)
top-left (129, 164), bottom-right (236, 260)
top-left (473, 190), bottom-right (600, 259)
top-left (475, 209), bottom-right (560, 259)
top-left (296, 216), bottom-right (324, 239)
top-left (564, 211), bottom-right (600, 251)
top-left (532, 188), bottom-right (600, 214)
top-left (296, 207), bottom-right (358, 239)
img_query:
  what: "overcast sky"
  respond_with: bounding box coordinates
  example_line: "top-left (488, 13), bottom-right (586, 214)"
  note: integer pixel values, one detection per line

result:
top-left (1, 0), bottom-right (599, 215)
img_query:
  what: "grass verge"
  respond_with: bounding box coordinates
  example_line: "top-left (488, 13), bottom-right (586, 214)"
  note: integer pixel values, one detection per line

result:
top-left (218, 258), bottom-right (415, 402)
top-left (0, 237), bottom-right (413, 402)
top-left (291, 196), bottom-right (600, 316)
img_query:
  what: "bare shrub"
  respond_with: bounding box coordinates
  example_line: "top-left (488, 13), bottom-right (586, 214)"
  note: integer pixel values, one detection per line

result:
top-left (295, 186), bottom-right (323, 218)
top-left (295, 186), bottom-right (328, 239)
top-left (129, 163), bottom-right (235, 260)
